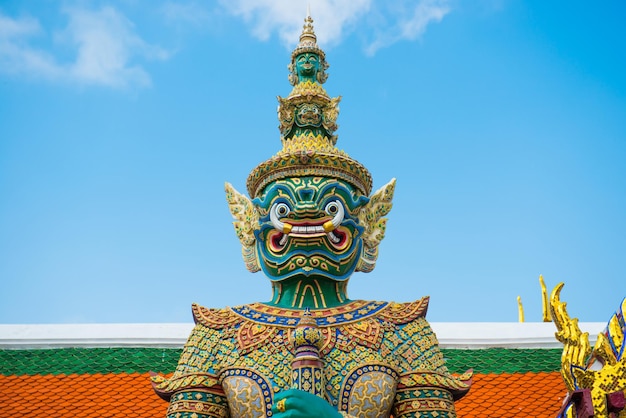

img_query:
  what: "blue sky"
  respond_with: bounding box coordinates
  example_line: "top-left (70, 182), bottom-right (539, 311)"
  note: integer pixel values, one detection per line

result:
top-left (1, 0), bottom-right (625, 324)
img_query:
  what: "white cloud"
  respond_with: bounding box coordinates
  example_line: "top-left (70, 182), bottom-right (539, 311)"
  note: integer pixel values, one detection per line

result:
top-left (220, 0), bottom-right (450, 54)
top-left (0, 13), bottom-right (62, 79)
top-left (0, 12), bottom-right (39, 40)
top-left (219, 0), bottom-right (370, 48)
top-left (160, 1), bottom-right (213, 27)
top-left (63, 6), bottom-right (169, 88)
top-left (0, 7), bottom-right (169, 88)
top-left (365, 0), bottom-right (450, 55)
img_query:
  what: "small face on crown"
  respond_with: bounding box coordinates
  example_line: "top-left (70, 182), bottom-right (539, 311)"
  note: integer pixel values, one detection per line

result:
top-left (295, 52), bottom-right (320, 81)
top-left (287, 15), bottom-right (329, 85)
top-left (252, 176), bottom-right (369, 282)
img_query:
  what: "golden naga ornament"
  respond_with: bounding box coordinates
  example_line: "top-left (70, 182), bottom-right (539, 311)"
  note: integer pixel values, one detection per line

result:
top-left (551, 282), bottom-right (626, 418)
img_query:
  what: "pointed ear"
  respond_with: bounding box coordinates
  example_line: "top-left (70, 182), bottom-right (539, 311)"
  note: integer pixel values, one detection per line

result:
top-left (356, 178), bottom-right (396, 273)
top-left (225, 182), bottom-right (261, 272)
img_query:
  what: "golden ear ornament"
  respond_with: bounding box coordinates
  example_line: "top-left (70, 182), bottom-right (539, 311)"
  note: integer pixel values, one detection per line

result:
top-left (356, 178), bottom-right (396, 273)
top-left (225, 182), bottom-right (261, 272)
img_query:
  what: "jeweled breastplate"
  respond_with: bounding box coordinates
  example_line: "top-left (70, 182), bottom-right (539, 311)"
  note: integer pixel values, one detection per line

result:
top-left (191, 299), bottom-right (436, 418)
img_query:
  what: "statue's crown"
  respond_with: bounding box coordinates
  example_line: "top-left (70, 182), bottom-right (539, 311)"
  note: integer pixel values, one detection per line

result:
top-left (246, 15), bottom-right (372, 198)
top-left (291, 15), bottom-right (325, 63)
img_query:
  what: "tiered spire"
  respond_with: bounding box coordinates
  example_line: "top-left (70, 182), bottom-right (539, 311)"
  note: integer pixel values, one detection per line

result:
top-left (246, 15), bottom-right (372, 198)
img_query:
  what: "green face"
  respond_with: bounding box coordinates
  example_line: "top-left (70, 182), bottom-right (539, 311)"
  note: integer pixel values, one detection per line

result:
top-left (295, 52), bottom-right (320, 81)
top-left (253, 177), bottom-right (369, 282)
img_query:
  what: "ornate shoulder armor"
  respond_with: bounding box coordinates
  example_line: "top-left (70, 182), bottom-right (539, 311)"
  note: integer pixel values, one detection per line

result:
top-left (193, 303), bottom-right (241, 330)
top-left (378, 296), bottom-right (429, 324)
top-left (151, 304), bottom-right (243, 402)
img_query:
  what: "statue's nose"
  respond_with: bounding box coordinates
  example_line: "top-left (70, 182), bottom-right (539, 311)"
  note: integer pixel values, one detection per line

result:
top-left (292, 202), bottom-right (321, 217)
top-left (289, 188), bottom-right (323, 217)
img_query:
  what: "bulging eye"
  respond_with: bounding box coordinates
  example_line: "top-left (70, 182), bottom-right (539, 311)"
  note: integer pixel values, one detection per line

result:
top-left (325, 201), bottom-right (340, 216)
top-left (274, 202), bottom-right (291, 218)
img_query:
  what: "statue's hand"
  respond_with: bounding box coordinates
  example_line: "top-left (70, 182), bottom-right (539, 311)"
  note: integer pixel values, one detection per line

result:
top-left (272, 389), bottom-right (341, 418)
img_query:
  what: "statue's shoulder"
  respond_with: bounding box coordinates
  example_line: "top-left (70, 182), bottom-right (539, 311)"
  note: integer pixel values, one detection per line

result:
top-left (191, 303), bottom-right (242, 329)
top-left (376, 296), bottom-right (430, 325)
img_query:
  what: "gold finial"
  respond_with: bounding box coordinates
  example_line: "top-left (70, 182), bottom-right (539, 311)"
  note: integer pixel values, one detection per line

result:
top-left (299, 14), bottom-right (317, 47)
top-left (539, 274), bottom-right (552, 322)
top-left (517, 296), bottom-right (525, 322)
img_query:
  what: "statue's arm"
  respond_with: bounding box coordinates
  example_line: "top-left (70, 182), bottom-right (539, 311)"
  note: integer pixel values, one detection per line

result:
top-left (393, 385), bottom-right (457, 418)
top-left (152, 323), bottom-right (230, 418)
top-left (165, 387), bottom-right (229, 418)
top-left (391, 317), bottom-right (471, 418)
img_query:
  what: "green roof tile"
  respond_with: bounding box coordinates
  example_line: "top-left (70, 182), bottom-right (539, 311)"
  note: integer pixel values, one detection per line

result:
top-left (441, 348), bottom-right (562, 374)
top-left (0, 348), bottom-right (181, 376)
top-left (0, 347), bottom-right (563, 376)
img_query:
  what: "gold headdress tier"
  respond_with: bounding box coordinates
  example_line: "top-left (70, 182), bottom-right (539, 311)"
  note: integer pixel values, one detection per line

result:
top-left (246, 15), bottom-right (372, 198)
top-left (246, 131), bottom-right (373, 198)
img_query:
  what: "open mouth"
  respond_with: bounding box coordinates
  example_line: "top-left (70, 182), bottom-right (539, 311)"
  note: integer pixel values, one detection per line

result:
top-left (268, 201), bottom-right (349, 252)
top-left (269, 221), bottom-right (348, 251)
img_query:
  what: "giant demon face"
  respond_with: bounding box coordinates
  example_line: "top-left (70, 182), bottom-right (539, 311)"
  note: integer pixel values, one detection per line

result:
top-left (225, 176), bottom-right (395, 281)
top-left (252, 176), bottom-right (369, 282)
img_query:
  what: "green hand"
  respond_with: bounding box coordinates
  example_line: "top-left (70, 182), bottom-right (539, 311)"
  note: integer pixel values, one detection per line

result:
top-left (272, 389), bottom-right (342, 418)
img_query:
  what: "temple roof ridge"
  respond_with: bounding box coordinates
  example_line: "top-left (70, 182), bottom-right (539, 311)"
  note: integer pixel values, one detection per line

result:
top-left (0, 322), bottom-right (606, 349)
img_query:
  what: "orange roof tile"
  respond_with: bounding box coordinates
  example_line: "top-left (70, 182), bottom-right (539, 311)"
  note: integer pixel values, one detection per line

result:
top-left (456, 372), bottom-right (566, 417)
top-left (0, 346), bottom-right (572, 416)
top-left (0, 373), bottom-right (167, 417)
top-left (0, 371), bottom-right (567, 417)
